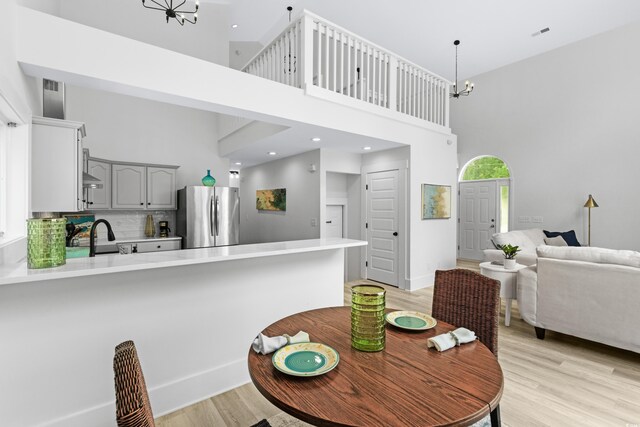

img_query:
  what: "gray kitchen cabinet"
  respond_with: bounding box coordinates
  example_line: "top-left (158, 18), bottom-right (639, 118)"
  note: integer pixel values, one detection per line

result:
top-left (87, 159), bottom-right (111, 209)
top-left (109, 163), bottom-right (178, 210)
top-left (31, 116), bottom-right (85, 212)
top-left (147, 167), bottom-right (177, 209)
top-left (111, 164), bottom-right (146, 209)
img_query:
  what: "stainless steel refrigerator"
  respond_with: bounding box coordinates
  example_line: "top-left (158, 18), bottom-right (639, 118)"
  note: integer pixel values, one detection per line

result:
top-left (176, 186), bottom-right (240, 249)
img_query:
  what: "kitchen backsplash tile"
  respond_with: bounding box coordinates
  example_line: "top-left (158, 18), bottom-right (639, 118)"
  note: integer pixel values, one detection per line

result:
top-left (90, 211), bottom-right (176, 240)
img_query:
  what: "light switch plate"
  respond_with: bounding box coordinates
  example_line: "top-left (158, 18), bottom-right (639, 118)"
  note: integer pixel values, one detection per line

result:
top-left (532, 216), bottom-right (544, 223)
top-left (310, 218), bottom-right (317, 227)
top-left (519, 216), bottom-right (531, 223)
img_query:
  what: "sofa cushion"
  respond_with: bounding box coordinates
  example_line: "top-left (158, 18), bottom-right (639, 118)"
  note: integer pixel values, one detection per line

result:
top-left (537, 246), bottom-right (640, 268)
top-left (544, 236), bottom-right (568, 246)
top-left (543, 229), bottom-right (581, 246)
top-left (492, 228), bottom-right (545, 253)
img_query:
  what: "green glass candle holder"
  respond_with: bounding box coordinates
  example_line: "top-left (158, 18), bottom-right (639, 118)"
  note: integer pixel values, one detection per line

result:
top-left (351, 284), bottom-right (386, 352)
top-left (27, 218), bottom-right (67, 269)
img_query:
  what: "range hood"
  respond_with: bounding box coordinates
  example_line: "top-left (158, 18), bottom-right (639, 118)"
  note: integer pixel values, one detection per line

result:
top-left (82, 149), bottom-right (103, 189)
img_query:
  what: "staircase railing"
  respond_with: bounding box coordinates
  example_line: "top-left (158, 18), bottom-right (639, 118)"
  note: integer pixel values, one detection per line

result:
top-left (242, 11), bottom-right (450, 128)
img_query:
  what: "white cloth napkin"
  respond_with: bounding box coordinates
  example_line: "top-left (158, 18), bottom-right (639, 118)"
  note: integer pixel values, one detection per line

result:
top-left (251, 331), bottom-right (310, 355)
top-left (427, 327), bottom-right (477, 352)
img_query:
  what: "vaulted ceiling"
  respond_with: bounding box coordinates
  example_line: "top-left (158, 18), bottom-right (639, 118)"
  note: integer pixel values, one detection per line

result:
top-left (218, 0), bottom-right (640, 80)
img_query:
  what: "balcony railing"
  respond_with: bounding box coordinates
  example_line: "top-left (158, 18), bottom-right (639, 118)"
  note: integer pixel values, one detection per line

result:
top-left (242, 11), bottom-right (451, 128)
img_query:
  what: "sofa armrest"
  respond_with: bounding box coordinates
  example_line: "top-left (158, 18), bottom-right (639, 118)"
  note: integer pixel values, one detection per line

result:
top-left (517, 266), bottom-right (538, 326)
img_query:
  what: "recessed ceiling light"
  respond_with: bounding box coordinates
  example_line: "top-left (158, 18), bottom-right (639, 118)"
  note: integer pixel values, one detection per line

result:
top-left (363, 146), bottom-right (372, 151)
top-left (311, 137), bottom-right (321, 142)
top-left (234, 162), bottom-right (242, 166)
top-left (268, 152), bottom-right (277, 156)
top-left (231, 24), bottom-right (239, 29)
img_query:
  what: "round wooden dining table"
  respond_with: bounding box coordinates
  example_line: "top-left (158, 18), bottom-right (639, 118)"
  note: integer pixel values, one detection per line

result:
top-left (248, 306), bottom-right (503, 427)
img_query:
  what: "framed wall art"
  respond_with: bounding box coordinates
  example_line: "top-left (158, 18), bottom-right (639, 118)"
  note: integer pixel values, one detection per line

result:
top-left (256, 188), bottom-right (287, 211)
top-left (421, 184), bottom-right (451, 220)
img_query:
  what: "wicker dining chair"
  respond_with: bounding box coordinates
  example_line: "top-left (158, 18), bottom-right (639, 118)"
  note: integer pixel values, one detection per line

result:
top-left (432, 269), bottom-right (502, 427)
top-left (113, 341), bottom-right (273, 427)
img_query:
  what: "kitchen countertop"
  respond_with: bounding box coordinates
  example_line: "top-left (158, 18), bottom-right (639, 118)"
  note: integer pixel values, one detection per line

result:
top-left (0, 238), bottom-right (367, 286)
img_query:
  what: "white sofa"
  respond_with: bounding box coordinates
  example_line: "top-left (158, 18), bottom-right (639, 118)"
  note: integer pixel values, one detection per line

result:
top-left (517, 246), bottom-right (640, 353)
top-left (482, 228), bottom-right (547, 266)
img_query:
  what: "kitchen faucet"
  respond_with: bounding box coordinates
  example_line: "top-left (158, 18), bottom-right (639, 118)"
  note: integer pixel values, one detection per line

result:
top-left (89, 219), bottom-right (116, 257)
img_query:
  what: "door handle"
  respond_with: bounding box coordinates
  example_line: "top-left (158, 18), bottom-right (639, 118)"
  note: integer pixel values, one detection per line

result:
top-left (490, 225), bottom-right (495, 228)
top-left (215, 196), bottom-right (220, 237)
top-left (326, 221), bottom-right (332, 224)
top-left (393, 232), bottom-right (398, 236)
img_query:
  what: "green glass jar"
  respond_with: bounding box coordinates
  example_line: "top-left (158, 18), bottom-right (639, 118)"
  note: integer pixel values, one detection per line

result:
top-left (27, 218), bottom-right (67, 269)
top-left (351, 284), bottom-right (386, 352)
top-left (201, 169), bottom-right (216, 187)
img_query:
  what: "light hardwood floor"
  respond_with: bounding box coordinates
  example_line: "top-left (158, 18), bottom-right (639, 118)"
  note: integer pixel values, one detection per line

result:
top-left (157, 261), bottom-right (640, 427)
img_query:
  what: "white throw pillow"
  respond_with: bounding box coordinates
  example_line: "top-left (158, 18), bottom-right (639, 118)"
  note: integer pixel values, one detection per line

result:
top-left (544, 236), bottom-right (568, 246)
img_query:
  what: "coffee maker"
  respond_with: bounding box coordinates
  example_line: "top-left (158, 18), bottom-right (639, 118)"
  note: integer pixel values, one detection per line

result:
top-left (158, 221), bottom-right (170, 238)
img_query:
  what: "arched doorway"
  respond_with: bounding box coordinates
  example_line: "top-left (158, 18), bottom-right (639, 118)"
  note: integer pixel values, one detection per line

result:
top-left (458, 156), bottom-right (512, 261)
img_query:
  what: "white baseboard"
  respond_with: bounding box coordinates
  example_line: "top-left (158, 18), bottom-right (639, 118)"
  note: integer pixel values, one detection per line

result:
top-left (39, 358), bottom-right (249, 427)
top-left (405, 273), bottom-right (435, 291)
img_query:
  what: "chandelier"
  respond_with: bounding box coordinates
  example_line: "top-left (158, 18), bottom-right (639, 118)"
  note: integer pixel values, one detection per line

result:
top-left (141, 0), bottom-right (199, 26)
top-left (450, 40), bottom-right (474, 98)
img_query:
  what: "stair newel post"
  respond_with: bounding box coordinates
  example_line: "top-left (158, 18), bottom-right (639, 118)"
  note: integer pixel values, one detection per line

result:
top-left (301, 13), bottom-right (315, 91)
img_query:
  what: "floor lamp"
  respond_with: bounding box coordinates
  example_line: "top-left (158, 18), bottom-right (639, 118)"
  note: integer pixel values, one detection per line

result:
top-left (583, 194), bottom-right (599, 246)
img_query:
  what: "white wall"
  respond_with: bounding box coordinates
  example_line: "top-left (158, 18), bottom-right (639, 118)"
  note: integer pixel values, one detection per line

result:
top-left (240, 150), bottom-right (321, 244)
top-left (451, 21), bottom-right (640, 251)
top-left (65, 85), bottom-right (229, 189)
top-left (408, 137), bottom-right (459, 289)
top-left (229, 41), bottom-right (263, 70)
top-left (57, 0), bottom-right (229, 66)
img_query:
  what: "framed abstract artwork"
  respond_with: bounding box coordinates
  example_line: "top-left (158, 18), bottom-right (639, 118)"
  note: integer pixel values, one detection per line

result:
top-left (421, 184), bottom-right (451, 219)
top-left (256, 188), bottom-right (287, 211)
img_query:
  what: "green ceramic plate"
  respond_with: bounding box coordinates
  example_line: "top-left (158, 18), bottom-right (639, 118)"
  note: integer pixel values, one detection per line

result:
top-left (272, 342), bottom-right (339, 377)
top-left (385, 311), bottom-right (437, 331)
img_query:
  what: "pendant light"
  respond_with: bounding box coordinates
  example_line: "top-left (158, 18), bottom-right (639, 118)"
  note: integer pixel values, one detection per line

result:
top-left (284, 6), bottom-right (296, 74)
top-left (450, 40), bottom-right (474, 98)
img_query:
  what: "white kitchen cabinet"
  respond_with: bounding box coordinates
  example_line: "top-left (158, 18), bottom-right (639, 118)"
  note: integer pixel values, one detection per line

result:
top-left (31, 117), bottom-right (85, 212)
top-left (87, 159), bottom-right (111, 209)
top-left (111, 164), bottom-right (146, 209)
top-left (147, 167), bottom-right (177, 209)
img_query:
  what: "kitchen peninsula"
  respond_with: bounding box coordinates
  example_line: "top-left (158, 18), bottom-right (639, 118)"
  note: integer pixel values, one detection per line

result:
top-left (0, 238), bottom-right (366, 427)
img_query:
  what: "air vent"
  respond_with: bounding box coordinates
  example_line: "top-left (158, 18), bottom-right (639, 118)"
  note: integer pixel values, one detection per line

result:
top-left (43, 78), bottom-right (65, 119)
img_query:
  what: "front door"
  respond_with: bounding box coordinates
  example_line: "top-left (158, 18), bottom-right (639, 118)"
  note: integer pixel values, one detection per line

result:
top-left (366, 170), bottom-right (399, 287)
top-left (459, 181), bottom-right (497, 260)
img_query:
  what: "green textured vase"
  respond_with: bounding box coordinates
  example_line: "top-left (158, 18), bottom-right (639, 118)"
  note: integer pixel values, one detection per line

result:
top-left (351, 284), bottom-right (386, 352)
top-left (27, 218), bottom-right (67, 269)
top-left (202, 169), bottom-right (216, 187)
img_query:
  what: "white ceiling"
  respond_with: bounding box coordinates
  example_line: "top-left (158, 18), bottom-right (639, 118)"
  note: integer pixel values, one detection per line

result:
top-left (217, 0), bottom-right (640, 81)
top-left (212, 0), bottom-right (640, 168)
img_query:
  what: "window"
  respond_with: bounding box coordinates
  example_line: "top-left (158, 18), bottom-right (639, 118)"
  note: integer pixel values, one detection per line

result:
top-left (461, 156), bottom-right (510, 181)
top-left (0, 91), bottom-right (29, 247)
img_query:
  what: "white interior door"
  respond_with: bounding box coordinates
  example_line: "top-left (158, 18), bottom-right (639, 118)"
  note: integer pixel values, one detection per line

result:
top-left (459, 181), bottom-right (497, 260)
top-left (366, 170), bottom-right (399, 287)
top-left (325, 205), bottom-right (344, 238)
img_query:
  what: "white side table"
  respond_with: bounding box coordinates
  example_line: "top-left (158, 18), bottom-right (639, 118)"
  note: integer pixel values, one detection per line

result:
top-left (479, 262), bottom-right (526, 326)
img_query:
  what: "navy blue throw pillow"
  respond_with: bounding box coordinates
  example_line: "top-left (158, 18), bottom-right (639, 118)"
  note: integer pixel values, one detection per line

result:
top-left (543, 230), bottom-right (581, 246)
